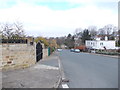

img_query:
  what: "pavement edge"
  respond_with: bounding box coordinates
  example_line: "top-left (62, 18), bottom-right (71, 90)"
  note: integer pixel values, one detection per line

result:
top-left (53, 55), bottom-right (62, 88)
top-left (54, 53), bottom-right (69, 88)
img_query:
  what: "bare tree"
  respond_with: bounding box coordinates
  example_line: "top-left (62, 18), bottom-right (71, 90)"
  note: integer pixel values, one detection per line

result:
top-left (74, 28), bottom-right (83, 46)
top-left (113, 26), bottom-right (118, 32)
top-left (0, 21), bottom-right (25, 39)
top-left (88, 26), bottom-right (97, 39)
top-left (104, 24), bottom-right (114, 35)
top-left (74, 28), bottom-right (83, 38)
top-left (111, 26), bottom-right (118, 36)
top-left (2, 23), bottom-right (14, 39)
top-left (0, 23), bottom-right (2, 39)
top-left (0, 23), bottom-right (3, 37)
top-left (98, 28), bottom-right (106, 35)
top-left (13, 21), bottom-right (25, 38)
top-left (74, 28), bottom-right (82, 34)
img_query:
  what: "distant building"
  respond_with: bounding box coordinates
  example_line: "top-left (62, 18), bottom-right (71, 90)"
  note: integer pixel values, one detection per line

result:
top-left (94, 35), bottom-right (110, 40)
top-left (85, 36), bottom-right (116, 50)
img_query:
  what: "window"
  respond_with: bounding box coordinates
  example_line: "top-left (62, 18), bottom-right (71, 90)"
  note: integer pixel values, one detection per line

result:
top-left (100, 43), bottom-right (103, 45)
top-left (87, 42), bottom-right (90, 45)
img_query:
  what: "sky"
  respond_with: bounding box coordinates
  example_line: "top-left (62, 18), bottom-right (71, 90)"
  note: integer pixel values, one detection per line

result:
top-left (0, 0), bottom-right (118, 37)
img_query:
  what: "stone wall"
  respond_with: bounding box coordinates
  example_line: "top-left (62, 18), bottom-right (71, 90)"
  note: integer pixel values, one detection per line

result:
top-left (41, 43), bottom-right (48, 59)
top-left (1, 43), bottom-right (36, 70)
top-left (43, 49), bottom-right (48, 59)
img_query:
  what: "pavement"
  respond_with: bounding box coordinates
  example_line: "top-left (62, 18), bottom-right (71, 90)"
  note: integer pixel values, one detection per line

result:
top-left (2, 52), bottom-right (61, 88)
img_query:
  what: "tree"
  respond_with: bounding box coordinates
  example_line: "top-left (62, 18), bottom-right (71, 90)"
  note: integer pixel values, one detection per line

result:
top-left (0, 23), bottom-right (4, 38)
top-left (67, 33), bottom-right (72, 38)
top-left (64, 34), bottom-right (75, 49)
top-left (56, 37), bottom-right (66, 47)
top-left (74, 28), bottom-right (83, 38)
top-left (13, 21), bottom-right (25, 38)
top-left (104, 24), bottom-right (115, 35)
top-left (117, 29), bottom-right (120, 47)
top-left (73, 28), bottom-right (84, 46)
top-left (0, 22), bottom-right (25, 39)
top-left (81, 29), bottom-right (91, 44)
top-left (88, 26), bottom-right (97, 39)
top-left (103, 24), bottom-right (117, 40)
top-left (98, 28), bottom-right (106, 35)
top-left (110, 27), bottom-right (118, 40)
top-left (2, 23), bottom-right (14, 39)
top-left (113, 26), bottom-right (118, 33)
top-left (48, 39), bottom-right (58, 48)
top-left (35, 37), bottom-right (49, 47)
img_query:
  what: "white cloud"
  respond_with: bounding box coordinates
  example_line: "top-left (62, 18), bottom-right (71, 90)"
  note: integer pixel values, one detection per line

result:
top-left (65, 0), bottom-right (118, 3)
top-left (0, 1), bottom-right (118, 37)
top-left (19, 0), bottom-right (119, 3)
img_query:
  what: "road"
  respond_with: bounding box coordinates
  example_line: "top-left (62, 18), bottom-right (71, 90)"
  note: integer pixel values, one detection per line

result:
top-left (58, 50), bottom-right (118, 88)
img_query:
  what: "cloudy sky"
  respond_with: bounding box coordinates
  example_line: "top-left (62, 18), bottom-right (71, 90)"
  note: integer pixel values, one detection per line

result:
top-left (0, 0), bottom-right (118, 37)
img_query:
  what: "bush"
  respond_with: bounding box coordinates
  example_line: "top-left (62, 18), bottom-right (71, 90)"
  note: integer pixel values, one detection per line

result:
top-left (95, 50), bottom-right (118, 55)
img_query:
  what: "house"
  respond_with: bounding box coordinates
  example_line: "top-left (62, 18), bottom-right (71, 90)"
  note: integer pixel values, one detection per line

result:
top-left (85, 36), bottom-right (116, 50)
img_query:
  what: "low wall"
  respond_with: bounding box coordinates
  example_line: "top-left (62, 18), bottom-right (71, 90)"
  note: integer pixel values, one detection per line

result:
top-left (1, 44), bottom-right (36, 70)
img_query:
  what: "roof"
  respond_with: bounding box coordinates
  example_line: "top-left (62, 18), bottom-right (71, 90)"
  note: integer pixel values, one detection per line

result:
top-left (75, 45), bottom-right (86, 50)
top-left (96, 35), bottom-right (110, 37)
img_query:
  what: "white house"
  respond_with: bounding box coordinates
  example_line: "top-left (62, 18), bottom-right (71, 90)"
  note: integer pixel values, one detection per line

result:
top-left (85, 36), bottom-right (116, 50)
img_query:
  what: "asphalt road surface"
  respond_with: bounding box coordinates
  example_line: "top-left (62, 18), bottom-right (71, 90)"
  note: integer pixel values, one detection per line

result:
top-left (58, 50), bottom-right (118, 88)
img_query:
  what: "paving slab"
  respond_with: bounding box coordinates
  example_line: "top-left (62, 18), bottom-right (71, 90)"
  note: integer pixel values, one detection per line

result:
top-left (2, 53), bottom-right (61, 88)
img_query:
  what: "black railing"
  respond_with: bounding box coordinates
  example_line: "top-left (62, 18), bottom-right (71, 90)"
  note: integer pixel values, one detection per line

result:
top-left (1, 39), bottom-right (28, 44)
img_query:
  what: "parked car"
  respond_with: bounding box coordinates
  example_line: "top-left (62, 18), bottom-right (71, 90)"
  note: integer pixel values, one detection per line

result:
top-left (90, 50), bottom-right (96, 53)
top-left (74, 49), bottom-right (80, 53)
top-left (57, 49), bottom-right (62, 52)
top-left (74, 45), bottom-right (87, 52)
top-left (70, 49), bottom-right (75, 52)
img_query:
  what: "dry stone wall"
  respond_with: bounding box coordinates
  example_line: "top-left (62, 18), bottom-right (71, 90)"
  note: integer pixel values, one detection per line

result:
top-left (1, 44), bottom-right (36, 70)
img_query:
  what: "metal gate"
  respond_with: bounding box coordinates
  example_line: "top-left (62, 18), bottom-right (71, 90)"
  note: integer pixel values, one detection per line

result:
top-left (36, 42), bottom-right (43, 62)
